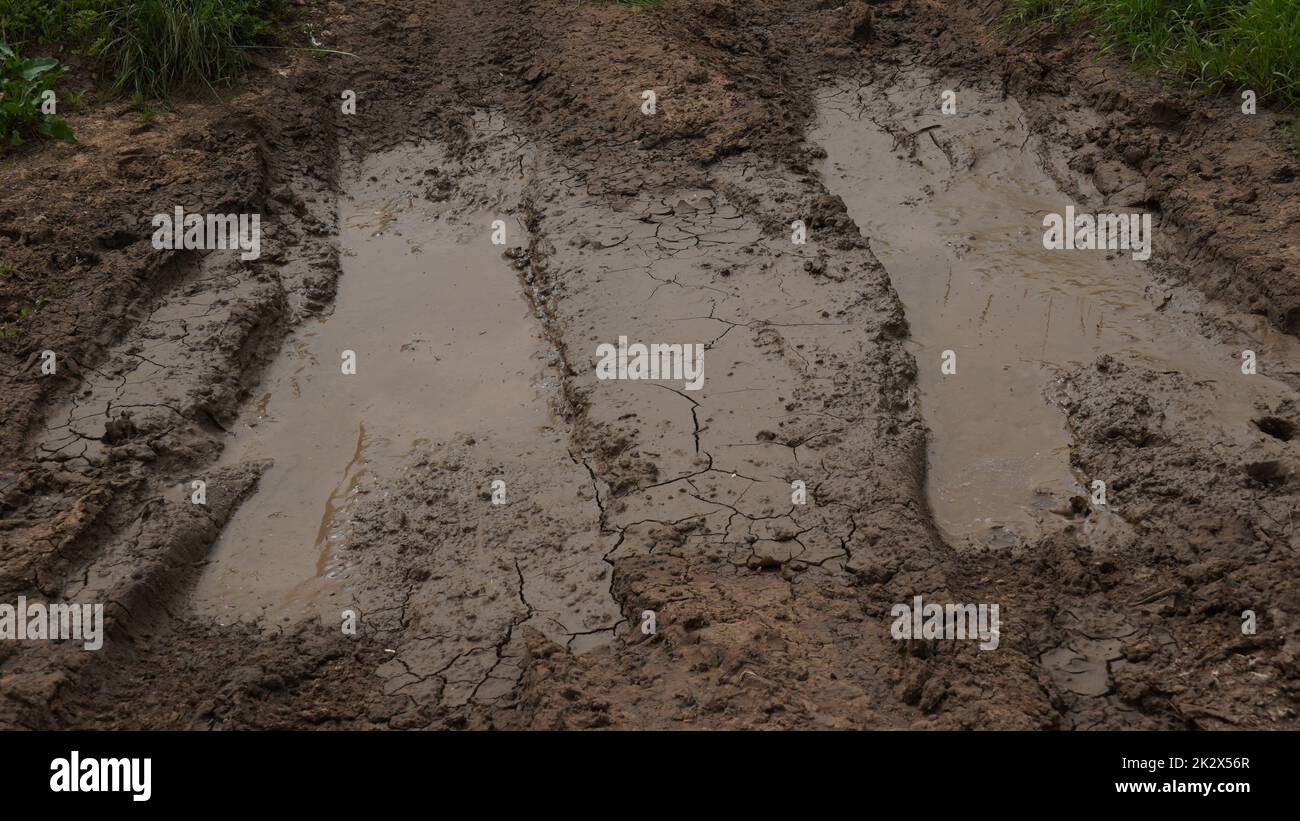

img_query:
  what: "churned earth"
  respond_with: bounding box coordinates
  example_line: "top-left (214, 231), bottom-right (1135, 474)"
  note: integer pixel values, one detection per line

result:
top-left (0, 0), bottom-right (1297, 730)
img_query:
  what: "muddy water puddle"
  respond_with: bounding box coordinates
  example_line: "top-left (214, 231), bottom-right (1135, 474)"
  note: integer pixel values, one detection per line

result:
top-left (189, 139), bottom-right (553, 624)
top-left (814, 73), bottom-right (1300, 548)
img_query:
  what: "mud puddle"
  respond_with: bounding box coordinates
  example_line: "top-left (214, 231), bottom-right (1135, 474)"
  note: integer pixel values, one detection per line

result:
top-left (814, 70), bottom-right (1300, 548)
top-left (189, 137), bottom-right (555, 625)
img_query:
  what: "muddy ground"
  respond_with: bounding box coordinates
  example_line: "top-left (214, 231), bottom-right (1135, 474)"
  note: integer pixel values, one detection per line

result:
top-left (1, 0), bottom-right (1297, 729)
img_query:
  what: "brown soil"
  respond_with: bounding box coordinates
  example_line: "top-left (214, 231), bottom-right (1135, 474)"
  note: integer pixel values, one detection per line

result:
top-left (1, 0), bottom-right (1296, 730)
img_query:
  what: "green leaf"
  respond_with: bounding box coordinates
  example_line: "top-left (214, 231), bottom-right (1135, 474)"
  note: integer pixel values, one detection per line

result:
top-left (37, 117), bottom-right (75, 143)
top-left (0, 44), bottom-right (14, 61)
top-left (18, 58), bottom-right (59, 81)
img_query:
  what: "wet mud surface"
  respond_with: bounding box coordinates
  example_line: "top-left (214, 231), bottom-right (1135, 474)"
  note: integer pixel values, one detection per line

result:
top-left (191, 122), bottom-right (556, 626)
top-left (815, 67), bottom-right (1300, 549)
top-left (1, 0), bottom-right (1298, 730)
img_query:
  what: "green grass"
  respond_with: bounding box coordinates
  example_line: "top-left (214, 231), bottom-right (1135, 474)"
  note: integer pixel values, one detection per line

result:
top-left (0, 1), bottom-right (114, 50)
top-left (1007, 0), bottom-right (1300, 107)
top-left (0, 1), bottom-right (84, 46)
top-left (0, 0), bottom-right (291, 99)
top-left (91, 0), bottom-right (288, 98)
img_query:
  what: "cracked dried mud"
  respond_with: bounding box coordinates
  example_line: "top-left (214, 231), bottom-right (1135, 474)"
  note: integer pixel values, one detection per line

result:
top-left (1, 0), bottom-right (1298, 731)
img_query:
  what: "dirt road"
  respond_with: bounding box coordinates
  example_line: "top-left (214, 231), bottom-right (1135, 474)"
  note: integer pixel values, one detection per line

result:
top-left (1, 0), bottom-right (1297, 729)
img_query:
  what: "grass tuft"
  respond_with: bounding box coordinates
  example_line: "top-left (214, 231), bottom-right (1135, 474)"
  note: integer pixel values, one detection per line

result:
top-left (1007, 0), bottom-right (1300, 108)
top-left (92, 0), bottom-right (283, 98)
top-left (0, 0), bottom-right (290, 99)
